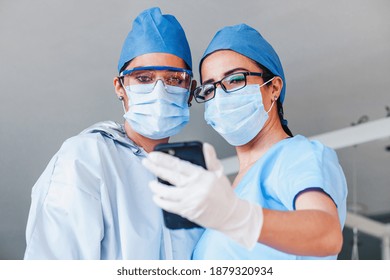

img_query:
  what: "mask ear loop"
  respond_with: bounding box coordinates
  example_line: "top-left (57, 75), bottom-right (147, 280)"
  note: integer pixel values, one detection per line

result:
top-left (266, 95), bottom-right (278, 114)
top-left (259, 77), bottom-right (277, 114)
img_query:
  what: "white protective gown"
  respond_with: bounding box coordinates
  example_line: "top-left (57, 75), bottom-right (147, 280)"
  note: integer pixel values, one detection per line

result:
top-left (24, 121), bottom-right (203, 259)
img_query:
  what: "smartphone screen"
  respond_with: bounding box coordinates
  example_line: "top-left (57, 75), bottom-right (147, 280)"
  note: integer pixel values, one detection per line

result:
top-left (153, 141), bottom-right (206, 229)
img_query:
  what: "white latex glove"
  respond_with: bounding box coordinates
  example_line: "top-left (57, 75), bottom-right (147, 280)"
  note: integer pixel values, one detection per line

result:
top-left (142, 143), bottom-right (263, 249)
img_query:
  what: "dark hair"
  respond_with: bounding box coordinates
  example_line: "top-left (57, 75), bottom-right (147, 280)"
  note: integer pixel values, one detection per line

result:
top-left (119, 61), bottom-right (131, 74)
top-left (255, 62), bottom-right (293, 137)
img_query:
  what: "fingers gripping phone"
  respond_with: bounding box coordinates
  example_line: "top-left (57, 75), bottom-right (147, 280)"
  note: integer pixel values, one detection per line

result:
top-left (153, 141), bottom-right (206, 229)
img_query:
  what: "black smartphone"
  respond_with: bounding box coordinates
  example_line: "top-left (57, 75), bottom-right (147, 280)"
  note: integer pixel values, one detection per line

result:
top-left (153, 141), bottom-right (206, 230)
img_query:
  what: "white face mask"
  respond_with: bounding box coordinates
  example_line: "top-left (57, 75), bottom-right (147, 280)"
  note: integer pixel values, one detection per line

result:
top-left (204, 78), bottom-right (275, 146)
top-left (123, 80), bottom-right (190, 139)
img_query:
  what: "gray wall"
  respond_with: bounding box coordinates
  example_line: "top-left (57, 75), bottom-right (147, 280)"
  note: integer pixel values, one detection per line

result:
top-left (1, 0), bottom-right (389, 259)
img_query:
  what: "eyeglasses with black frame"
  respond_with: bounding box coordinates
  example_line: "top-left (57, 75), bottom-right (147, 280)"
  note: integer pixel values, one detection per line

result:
top-left (193, 71), bottom-right (264, 103)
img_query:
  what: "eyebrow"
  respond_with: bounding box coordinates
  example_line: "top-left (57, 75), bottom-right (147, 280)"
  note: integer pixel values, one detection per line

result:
top-left (203, 67), bottom-right (250, 84)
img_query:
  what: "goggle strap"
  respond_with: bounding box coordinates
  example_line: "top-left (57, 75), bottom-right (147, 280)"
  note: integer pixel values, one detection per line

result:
top-left (120, 66), bottom-right (192, 77)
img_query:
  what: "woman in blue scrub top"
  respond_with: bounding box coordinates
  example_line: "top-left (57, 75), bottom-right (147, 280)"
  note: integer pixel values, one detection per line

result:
top-left (23, 7), bottom-right (203, 260)
top-left (143, 24), bottom-right (348, 260)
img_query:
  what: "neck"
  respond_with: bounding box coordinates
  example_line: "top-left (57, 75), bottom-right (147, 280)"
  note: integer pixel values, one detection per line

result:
top-left (124, 122), bottom-right (169, 153)
top-left (235, 115), bottom-right (289, 172)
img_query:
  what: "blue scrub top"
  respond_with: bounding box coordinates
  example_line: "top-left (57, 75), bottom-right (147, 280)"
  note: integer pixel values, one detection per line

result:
top-left (192, 135), bottom-right (348, 260)
top-left (24, 121), bottom-right (203, 259)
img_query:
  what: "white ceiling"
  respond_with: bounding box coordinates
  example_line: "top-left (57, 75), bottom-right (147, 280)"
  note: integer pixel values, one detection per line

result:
top-left (0, 0), bottom-right (389, 259)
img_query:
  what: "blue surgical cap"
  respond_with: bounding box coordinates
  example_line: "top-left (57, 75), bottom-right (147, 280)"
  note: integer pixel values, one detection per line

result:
top-left (118, 7), bottom-right (192, 73)
top-left (201, 24), bottom-right (286, 104)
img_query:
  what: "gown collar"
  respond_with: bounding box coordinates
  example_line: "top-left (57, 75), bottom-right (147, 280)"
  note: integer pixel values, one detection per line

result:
top-left (80, 121), bottom-right (147, 156)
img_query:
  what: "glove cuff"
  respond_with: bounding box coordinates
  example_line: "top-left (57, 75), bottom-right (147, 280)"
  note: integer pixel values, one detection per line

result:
top-left (220, 199), bottom-right (264, 250)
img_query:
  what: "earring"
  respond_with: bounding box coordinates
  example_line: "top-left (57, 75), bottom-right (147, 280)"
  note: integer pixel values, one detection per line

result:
top-left (118, 96), bottom-right (124, 101)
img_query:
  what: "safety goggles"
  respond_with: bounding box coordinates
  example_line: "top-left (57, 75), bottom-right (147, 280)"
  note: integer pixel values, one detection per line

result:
top-left (119, 66), bottom-right (193, 93)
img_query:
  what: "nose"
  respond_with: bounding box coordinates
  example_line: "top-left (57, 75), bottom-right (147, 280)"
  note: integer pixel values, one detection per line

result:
top-left (214, 81), bottom-right (223, 89)
top-left (214, 81), bottom-right (228, 93)
top-left (153, 79), bottom-right (168, 92)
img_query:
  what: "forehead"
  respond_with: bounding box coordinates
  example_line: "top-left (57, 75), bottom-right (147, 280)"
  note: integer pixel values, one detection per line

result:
top-left (201, 50), bottom-right (259, 80)
top-left (128, 53), bottom-right (187, 69)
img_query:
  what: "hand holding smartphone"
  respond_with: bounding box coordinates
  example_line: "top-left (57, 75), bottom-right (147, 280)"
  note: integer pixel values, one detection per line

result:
top-left (153, 141), bottom-right (206, 229)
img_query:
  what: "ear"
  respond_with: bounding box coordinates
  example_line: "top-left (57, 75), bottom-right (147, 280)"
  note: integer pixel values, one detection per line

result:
top-left (188, 79), bottom-right (197, 106)
top-left (113, 76), bottom-right (129, 111)
top-left (270, 76), bottom-right (283, 100)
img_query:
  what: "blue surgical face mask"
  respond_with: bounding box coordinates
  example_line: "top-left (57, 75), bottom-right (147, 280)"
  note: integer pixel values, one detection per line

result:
top-left (124, 80), bottom-right (190, 139)
top-left (204, 79), bottom-right (275, 146)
